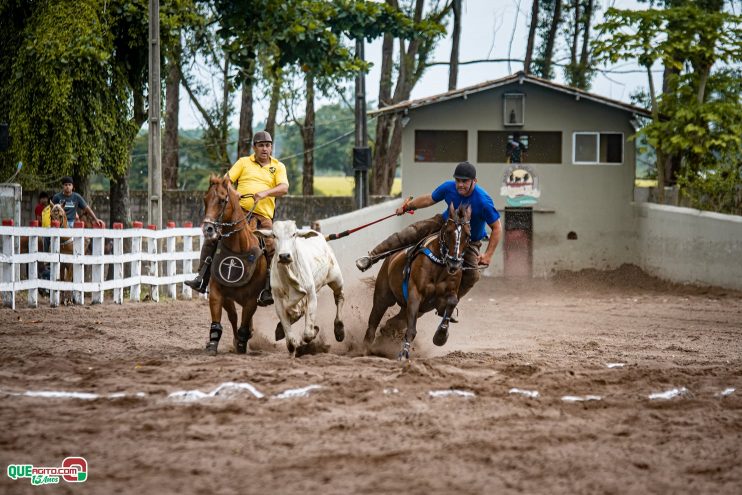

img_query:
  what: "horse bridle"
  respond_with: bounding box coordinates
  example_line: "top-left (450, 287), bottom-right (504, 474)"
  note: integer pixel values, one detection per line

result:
top-left (203, 187), bottom-right (258, 240)
top-left (439, 213), bottom-right (470, 267)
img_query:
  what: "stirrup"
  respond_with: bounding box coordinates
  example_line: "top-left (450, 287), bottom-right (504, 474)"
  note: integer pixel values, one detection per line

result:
top-left (257, 288), bottom-right (273, 307)
top-left (355, 256), bottom-right (373, 272)
top-left (185, 276), bottom-right (207, 294)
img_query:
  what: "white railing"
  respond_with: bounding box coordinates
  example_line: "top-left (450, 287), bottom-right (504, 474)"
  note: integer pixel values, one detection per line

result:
top-left (0, 223), bottom-right (204, 309)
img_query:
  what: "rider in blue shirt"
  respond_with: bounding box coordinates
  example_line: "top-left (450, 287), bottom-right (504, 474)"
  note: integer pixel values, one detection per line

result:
top-left (356, 161), bottom-right (502, 299)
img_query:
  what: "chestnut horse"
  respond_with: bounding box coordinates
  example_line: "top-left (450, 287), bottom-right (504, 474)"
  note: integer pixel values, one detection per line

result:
top-left (364, 203), bottom-right (472, 360)
top-left (200, 176), bottom-right (268, 356)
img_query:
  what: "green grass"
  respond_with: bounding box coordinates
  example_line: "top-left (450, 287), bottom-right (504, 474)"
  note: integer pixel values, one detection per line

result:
top-left (312, 176), bottom-right (401, 196)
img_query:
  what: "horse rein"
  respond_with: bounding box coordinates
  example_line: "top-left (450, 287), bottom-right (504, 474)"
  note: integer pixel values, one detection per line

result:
top-left (203, 189), bottom-right (259, 240)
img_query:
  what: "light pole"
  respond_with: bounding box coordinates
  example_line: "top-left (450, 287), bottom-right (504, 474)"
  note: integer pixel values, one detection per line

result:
top-left (353, 39), bottom-right (370, 209)
top-left (148, 0), bottom-right (162, 229)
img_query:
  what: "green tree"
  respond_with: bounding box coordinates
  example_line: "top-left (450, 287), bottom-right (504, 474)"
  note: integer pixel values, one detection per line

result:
top-left (0, 0), bottom-right (199, 224)
top-left (594, 2), bottom-right (742, 211)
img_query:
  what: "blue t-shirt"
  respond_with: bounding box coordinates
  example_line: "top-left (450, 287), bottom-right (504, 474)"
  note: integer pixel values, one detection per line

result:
top-left (51, 192), bottom-right (88, 226)
top-left (431, 181), bottom-right (500, 242)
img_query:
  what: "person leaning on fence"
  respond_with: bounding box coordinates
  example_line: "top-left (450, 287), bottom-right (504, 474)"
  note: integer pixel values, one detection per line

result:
top-left (51, 177), bottom-right (105, 228)
top-left (185, 130), bottom-right (289, 305)
top-left (355, 161), bottom-right (502, 304)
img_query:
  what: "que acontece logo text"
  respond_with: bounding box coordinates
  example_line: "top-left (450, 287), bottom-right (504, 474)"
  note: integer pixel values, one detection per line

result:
top-left (7, 457), bottom-right (87, 486)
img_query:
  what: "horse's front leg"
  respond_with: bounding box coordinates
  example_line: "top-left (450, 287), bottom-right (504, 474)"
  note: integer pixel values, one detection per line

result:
top-left (433, 292), bottom-right (458, 347)
top-left (234, 298), bottom-right (257, 354)
top-left (206, 291), bottom-right (224, 356)
top-left (399, 289), bottom-right (422, 361)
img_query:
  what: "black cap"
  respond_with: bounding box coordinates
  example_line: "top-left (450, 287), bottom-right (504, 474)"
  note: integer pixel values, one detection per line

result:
top-left (61, 176), bottom-right (74, 185)
top-left (253, 131), bottom-right (272, 144)
top-left (453, 161), bottom-right (476, 180)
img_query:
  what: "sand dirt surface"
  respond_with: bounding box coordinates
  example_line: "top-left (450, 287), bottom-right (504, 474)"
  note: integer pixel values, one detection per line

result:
top-left (1, 265), bottom-right (741, 494)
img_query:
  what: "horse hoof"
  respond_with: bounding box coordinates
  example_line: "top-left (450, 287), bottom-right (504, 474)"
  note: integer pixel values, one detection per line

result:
top-left (397, 350), bottom-right (409, 361)
top-left (234, 340), bottom-right (247, 354)
top-left (433, 327), bottom-right (449, 347)
top-left (205, 341), bottom-right (219, 356)
top-left (275, 323), bottom-right (285, 341)
top-left (334, 321), bottom-right (345, 342)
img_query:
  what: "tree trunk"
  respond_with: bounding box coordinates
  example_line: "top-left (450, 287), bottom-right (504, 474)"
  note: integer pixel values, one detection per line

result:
top-left (647, 64), bottom-right (665, 203)
top-left (371, 23), bottom-right (395, 195)
top-left (541, 0), bottom-right (562, 78)
top-left (570, 0), bottom-right (579, 70)
top-left (524, 0), bottom-right (539, 73)
top-left (163, 48), bottom-right (180, 189)
top-left (265, 71), bottom-right (282, 138)
top-left (301, 73), bottom-right (315, 196)
top-left (108, 90), bottom-right (147, 227)
top-left (448, 0), bottom-right (461, 91)
top-left (109, 173), bottom-right (131, 227)
top-left (238, 62), bottom-right (255, 158)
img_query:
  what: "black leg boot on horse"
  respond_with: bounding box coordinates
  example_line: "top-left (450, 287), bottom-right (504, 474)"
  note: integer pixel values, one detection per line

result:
top-left (186, 239), bottom-right (217, 294)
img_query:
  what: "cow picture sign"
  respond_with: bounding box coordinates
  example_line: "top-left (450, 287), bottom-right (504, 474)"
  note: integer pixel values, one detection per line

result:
top-left (500, 164), bottom-right (541, 207)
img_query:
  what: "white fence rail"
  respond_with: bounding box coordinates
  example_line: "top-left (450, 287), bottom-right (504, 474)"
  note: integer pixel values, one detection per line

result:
top-left (0, 225), bottom-right (204, 309)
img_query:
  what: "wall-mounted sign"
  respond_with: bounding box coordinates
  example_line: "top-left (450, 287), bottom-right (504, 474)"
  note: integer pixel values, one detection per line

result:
top-left (500, 164), bottom-right (540, 207)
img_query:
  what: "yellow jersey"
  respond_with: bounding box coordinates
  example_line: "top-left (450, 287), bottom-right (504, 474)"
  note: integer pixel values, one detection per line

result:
top-left (41, 205), bottom-right (51, 227)
top-left (227, 154), bottom-right (288, 219)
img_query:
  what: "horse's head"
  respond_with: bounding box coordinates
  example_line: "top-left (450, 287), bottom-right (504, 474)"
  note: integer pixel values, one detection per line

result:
top-left (440, 202), bottom-right (471, 274)
top-left (50, 204), bottom-right (67, 227)
top-left (201, 175), bottom-right (241, 241)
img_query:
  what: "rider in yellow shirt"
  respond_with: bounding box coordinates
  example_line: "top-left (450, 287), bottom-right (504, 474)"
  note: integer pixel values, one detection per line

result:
top-left (186, 131), bottom-right (289, 305)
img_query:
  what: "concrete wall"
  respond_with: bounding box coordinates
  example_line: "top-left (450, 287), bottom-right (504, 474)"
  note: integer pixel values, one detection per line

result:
top-left (314, 198), bottom-right (411, 286)
top-left (635, 203), bottom-right (742, 290)
top-left (19, 190), bottom-right (393, 228)
top-left (400, 81), bottom-right (641, 277)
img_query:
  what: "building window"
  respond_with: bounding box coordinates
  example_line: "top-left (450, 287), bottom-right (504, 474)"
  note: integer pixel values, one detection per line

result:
top-left (503, 93), bottom-right (525, 126)
top-left (478, 131), bottom-right (562, 163)
top-left (414, 130), bottom-right (467, 162)
top-left (573, 132), bottom-right (623, 164)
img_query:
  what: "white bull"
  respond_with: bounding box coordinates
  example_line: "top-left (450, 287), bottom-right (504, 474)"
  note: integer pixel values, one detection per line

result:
top-left (258, 220), bottom-right (345, 355)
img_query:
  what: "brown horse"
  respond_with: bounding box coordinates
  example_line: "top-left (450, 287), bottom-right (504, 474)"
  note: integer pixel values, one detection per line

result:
top-left (200, 176), bottom-right (268, 356)
top-left (47, 204), bottom-right (76, 303)
top-left (364, 202), bottom-right (472, 360)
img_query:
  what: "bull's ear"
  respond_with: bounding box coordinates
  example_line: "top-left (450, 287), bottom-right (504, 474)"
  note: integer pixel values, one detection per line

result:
top-left (255, 229), bottom-right (274, 239)
top-left (297, 229), bottom-right (319, 238)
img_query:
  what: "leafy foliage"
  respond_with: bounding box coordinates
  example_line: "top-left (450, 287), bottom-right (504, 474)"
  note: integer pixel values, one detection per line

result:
top-left (594, 2), bottom-right (742, 214)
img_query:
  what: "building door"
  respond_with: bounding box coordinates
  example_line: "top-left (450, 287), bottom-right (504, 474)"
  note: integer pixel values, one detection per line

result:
top-left (504, 207), bottom-right (532, 278)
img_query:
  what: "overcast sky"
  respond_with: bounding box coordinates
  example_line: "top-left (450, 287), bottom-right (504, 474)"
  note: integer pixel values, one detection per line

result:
top-left (178, 0), bottom-right (653, 130)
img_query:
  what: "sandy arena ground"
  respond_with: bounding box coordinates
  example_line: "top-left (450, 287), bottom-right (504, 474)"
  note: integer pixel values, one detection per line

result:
top-left (0, 265), bottom-right (740, 494)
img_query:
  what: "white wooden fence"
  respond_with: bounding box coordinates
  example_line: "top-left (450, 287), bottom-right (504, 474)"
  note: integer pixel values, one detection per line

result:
top-left (0, 223), bottom-right (204, 309)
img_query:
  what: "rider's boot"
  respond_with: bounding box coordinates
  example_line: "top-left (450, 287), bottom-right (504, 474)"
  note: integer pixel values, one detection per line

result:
top-left (257, 268), bottom-right (273, 306)
top-left (186, 240), bottom-right (216, 294)
top-left (356, 215), bottom-right (443, 272)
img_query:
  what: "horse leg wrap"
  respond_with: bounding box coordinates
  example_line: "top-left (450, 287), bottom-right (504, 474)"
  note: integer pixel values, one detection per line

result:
top-left (235, 325), bottom-right (251, 354)
top-left (206, 322), bottom-right (222, 355)
top-left (398, 341), bottom-right (411, 361)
